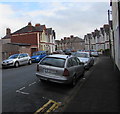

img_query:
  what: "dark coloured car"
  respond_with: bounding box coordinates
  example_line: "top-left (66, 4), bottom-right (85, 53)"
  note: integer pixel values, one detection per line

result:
top-left (31, 51), bottom-right (47, 62)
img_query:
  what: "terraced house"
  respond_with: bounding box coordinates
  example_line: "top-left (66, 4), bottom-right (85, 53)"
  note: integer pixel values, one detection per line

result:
top-left (84, 24), bottom-right (110, 53)
top-left (2, 22), bottom-right (56, 56)
top-left (55, 35), bottom-right (85, 51)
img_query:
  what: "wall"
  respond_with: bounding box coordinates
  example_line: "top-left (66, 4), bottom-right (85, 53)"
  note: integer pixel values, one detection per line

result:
top-left (112, 1), bottom-right (120, 70)
top-left (11, 32), bottom-right (38, 45)
top-left (19, 46), bottom-right (31, 56)
top-left (2, 43), bottom-right (19, 60)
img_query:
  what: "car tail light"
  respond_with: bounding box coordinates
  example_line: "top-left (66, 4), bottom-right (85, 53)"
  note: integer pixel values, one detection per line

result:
top-left (37, 64), bottom-right (39, 71)
top-left (63, 68), bottom-right (69, 77)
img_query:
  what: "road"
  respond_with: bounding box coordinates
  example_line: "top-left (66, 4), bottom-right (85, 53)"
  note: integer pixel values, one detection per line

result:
top-left (2, 57), bottom-right (98, 113)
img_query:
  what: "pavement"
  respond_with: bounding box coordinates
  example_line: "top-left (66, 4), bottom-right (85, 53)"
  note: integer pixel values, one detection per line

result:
top-left (62, 55), bottom-right (120, 112)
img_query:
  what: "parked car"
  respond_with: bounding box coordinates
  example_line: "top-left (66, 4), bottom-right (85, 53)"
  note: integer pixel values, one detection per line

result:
top-left (63, 49), bottom-right (72, 55)
top-left (36, 54), bottom-right (85, 86)
top-left (91, 50), bottom-right (99, 57)
top-left (73, 51), bottom-right (94, 69)
top-left (52, 50), bottom-right (64, 54)
top-left (31, 51), bottom-right (47, 62)
top-left (2, 53), bottom-right (32, 68)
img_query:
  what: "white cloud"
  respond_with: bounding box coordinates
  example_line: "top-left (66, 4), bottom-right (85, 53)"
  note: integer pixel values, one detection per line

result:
top-left (0, 0), bottom-right (110, 2)
top-left (0, 4), bottom-right (31, 38)
top-left (0, 2), bottom-right (110, 40)
top-left (26, 2), bottom-right (67, 17)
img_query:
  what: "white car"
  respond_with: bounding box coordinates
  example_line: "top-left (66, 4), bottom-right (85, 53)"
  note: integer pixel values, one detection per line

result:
top-left (2, 53), bottom-right (32, 68)
top-left (91, 51), bottom-right (99, 57)
top-left (73, 51), bottom-right (94, 69)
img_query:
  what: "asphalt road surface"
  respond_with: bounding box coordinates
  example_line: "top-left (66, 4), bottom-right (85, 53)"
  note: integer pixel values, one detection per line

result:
top-left (2, 57), bottom-right (98, 113)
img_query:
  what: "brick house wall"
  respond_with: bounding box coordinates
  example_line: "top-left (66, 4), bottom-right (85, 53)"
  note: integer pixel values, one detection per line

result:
top-left (11, 32), bottom-right (38, 46)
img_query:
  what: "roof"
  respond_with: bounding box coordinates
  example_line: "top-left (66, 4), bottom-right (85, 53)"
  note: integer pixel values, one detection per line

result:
top-left (7, 43), bottom-right (31, 46)
top-left (12, 23), bottom-right (46, 35)
top-left (34, 25), bottom-right (46, 32)
top-left (46, 28), bottom-right (53, 35)
top-left (12, 25), bottom-right (37, 34)
top-left (47, 54), bottom-right (72, 59)
top-left (2, 34), bottom-right (11, 39)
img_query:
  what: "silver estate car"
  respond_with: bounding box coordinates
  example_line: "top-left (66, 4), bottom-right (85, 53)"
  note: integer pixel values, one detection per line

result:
top-left (36, 54), bottom-right (85, 86)
top-left (73, 52), bottom-right (94, 69)
top-left (2, 53), bottom-right (32, 68)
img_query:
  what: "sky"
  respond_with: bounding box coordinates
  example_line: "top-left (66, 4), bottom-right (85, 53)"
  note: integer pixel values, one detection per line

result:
top-left (0, 0), bottom-right (110, 40)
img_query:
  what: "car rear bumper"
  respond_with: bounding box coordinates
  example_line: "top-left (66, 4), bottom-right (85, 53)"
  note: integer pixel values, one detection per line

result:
top-left (36, 72), bottom-right (72, 84)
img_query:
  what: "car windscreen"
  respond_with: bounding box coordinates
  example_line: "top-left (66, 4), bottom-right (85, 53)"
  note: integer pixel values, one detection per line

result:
top-left (75, 53), bottom-right (89, 58)
top-left (40, 57), bottom-right (65, 68)
top-left (8, 54), bottom-right (19, 59)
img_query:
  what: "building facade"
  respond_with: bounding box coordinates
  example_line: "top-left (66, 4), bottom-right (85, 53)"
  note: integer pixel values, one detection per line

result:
top-left (2, 22), bottom-right (56, 56)
top-left (55, 35), bottom-right (85, 51)
top-left (84, 24), bottom-right (110, 54)
top-left (110, 0), bottom-right (120, 70)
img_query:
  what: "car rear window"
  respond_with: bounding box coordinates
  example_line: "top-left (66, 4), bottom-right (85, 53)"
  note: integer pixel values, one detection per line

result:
top-left (40, 57), bottom-right (65, 68)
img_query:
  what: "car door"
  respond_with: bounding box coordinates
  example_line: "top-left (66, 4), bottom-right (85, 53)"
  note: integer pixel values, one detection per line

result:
top-left (41, 52), bottom-right (46, 58)
top-left (24, 54), bottom-right (29, 64)
top-left (18, 54), bottom-right (25, 65)
top-left (67, 57), bottom-right (79, 78)
top-left (74, 57), bottom-right (84, 77)
top-left (76, 57), bottom-right (84, 74)
top-left (66, 58), bottom-right (76, 78)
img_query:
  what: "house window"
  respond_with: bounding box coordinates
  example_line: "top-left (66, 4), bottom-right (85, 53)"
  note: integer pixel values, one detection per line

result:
top-left (106, 35), bottom-right (109, 40)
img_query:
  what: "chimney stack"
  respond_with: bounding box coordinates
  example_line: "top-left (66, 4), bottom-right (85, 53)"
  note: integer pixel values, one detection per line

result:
top-left (28, 22), bottom-right (32, 26)
top-left (70, 35), bottom-right (74, 38)
top-left (35, 23), bottom-right (41, 27)
top-left (64, 37), bottom-right (67, 40)
top-left (6, 28), bottom-right (11, 35)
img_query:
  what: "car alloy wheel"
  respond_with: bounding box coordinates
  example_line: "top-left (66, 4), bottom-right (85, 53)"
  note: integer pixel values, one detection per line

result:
top-left (28, 60), bottom-right (32, 65)
top-left (14, 62), bottom-right (19, 68)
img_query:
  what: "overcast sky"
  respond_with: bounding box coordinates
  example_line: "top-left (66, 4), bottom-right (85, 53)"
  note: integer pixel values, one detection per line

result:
top-left (0, 0), bottom-right (110, 40)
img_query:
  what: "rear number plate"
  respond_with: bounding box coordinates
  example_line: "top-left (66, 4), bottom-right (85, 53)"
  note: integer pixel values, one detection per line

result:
top-left (43, 69), bottom-right (56, 74)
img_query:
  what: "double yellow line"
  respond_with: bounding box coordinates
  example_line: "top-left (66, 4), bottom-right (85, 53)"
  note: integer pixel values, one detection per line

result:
top-left (34, 100), bottom-right (61, 114)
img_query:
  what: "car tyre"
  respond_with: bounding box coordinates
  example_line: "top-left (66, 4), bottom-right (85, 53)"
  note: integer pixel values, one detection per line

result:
top-left (81, 70), bottom-right (85, 77)
top-left (14, 62), bottom-right (19, 68)
top-left (28, 60), bottom-right (32, 65)
top-left (71, 75), bottom-right (77, 87)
